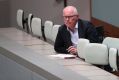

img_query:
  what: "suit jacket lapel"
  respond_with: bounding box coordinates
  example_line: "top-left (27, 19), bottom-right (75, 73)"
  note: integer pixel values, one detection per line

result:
top-left (63, 25), bottom-right (72, 47)
top-left (78, 19), bottom-right (85, 38)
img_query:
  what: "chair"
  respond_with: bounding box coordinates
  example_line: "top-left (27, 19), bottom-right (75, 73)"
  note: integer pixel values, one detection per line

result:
top-left (16, 9), bottom-right (24, 29)
top-left (51, 25), bottom-right (60, 43)
top-left (77, 38), bottom-right (89, 59)
top-left (85, 43), bottom-right (109, 65)
top-left (102, 37), bottom-right (119, 50)
top-left (31, 17), bottom-right (42, 37)
top-left (44, 20), bottom-right (53, 41)
top-left (27, 13), bottom-right (33, 33)
top-left (109, 48), bottom-right (118, 71)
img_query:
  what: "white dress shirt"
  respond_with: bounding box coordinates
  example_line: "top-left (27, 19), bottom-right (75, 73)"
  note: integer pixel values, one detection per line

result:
top-left (67, 22), bottom-right (79, 48)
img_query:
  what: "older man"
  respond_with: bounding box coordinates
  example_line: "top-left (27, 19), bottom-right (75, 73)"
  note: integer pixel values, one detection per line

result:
top-left (54, 6), bottom-right (99, 54)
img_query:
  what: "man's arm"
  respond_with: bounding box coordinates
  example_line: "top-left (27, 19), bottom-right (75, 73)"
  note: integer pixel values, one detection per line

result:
top-left (54, 27), bottom-right (69, 53)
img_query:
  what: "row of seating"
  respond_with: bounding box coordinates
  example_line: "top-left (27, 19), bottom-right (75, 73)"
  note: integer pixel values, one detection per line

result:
top-left (77, 37), bottom-right (119, 72)
top-left (31, 18), bottom-right (61, 43)
top-left (16, 9), bottom-right (119, 73)
top-left (16, 9), bottom-right (33, 32)
top-left (16, 9), bottom-right (61, 43)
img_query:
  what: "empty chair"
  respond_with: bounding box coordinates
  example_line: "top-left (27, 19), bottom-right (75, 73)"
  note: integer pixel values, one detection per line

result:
top-left (77, 38), bottom-right (89, 59)
top-left (44, 20), bottom-right (53, 41)
top-left (103, 37), bottom-right (119, 50)
top-left (16, 9), bottom-right (24, 29)
top-left (51, 25), bottom-right (61, 42)
top-left (31, 17), bottom-right (42, 37)
top-left (85, 43), bottom-right (108, 65)
top-left (109, 48), bottom-right (118, 71)
top-left (27, 13), bottom-right (33, 33)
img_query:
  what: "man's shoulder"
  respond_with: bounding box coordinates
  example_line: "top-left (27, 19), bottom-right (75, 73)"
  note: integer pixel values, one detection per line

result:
top-left (59, 24), bottom-right (67, 30)
top-left (78, 19), bottom-right (90, 24)
top-left (78, 19), bottom-right (94, 28)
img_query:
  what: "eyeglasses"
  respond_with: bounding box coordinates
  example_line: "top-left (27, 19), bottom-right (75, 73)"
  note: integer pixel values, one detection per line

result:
top-left (63, 15), bottom-right (77, 20)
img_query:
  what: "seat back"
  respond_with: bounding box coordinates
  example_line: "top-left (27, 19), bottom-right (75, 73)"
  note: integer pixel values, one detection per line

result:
top-left (77, 39), bottom-right (89, 59)
top-left (85, 43), bottom-right (109, 65)
top-left (109, 48), bottom-right (118, 71)
top-left (28, 13), bottom-right (33, 33)
top-left (17, 9), bottom-right (24, 29)
top-left (44, 20), bottom-right (53, 41)
top-left (31, 17), bottom-right (42, 37)
top-left (103, 37), bottom-right (119, 52)
top-left (51, 25), bottom-right (60, 42)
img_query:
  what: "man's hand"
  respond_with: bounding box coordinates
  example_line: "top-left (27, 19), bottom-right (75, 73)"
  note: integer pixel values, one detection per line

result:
top-left (67, 46), bottom-right (77, 55)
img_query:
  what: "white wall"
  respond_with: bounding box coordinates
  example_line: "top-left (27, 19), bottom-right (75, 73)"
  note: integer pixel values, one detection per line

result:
top-left (10, 0), bottom-right (64, 27)
top-left (10, 0), bottom-right (91, 27)
top-left (68, 0), bottom-right (91, 21)
top-left (0, 0), bottom-right (10, 27)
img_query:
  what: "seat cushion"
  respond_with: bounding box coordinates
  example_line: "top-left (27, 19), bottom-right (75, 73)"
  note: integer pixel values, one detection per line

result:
top-left (44, 20), bottom-right (53, 40)
top-left (17, 9), bottom-right (24, 28)
top-left (85, 43), bottom-right (108, 65)
top-left (77, 38), bottom-right (89, 59)
top-left (109, 48), bottom-right (118, 71)
top-left (51, 25), bottom-right (60, 42)
top-left (31, 17), bottom-right (42, 37)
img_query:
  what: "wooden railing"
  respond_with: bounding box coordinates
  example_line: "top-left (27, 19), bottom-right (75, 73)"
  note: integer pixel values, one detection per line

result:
top-left (91, 17), bottom-right (119, 38)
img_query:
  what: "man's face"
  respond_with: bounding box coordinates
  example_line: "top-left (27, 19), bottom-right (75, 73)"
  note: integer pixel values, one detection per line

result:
top-left (63, 10), bottom-right (79, 30)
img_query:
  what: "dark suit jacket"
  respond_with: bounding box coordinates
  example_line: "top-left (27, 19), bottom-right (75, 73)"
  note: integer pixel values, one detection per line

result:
top-left (54, 19), bottom-right (99, 53)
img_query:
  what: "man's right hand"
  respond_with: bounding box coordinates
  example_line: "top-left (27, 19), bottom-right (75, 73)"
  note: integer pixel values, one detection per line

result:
top-left (67, 46), bottom-right (77, 55)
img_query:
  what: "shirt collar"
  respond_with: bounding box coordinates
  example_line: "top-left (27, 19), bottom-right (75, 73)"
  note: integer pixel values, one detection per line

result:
top-left (67, 22), bottom-right (78, 31)
top-left (75, 22), bottom-right (78, 29)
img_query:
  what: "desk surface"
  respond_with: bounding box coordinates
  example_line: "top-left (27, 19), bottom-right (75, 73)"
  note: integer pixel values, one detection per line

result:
top-left (0, 27), bottom-right (119, 80)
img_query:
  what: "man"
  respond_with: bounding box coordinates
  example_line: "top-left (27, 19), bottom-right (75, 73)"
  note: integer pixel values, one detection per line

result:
top-left (54, 6), bottom-right (99, 54)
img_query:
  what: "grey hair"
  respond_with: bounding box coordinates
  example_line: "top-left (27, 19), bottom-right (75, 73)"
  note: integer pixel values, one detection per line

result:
top-left (63, 6), bottom-right (78, 15)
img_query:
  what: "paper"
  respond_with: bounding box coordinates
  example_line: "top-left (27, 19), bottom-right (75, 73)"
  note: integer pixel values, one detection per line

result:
top-left (49, 54), bottom-right (76, 59)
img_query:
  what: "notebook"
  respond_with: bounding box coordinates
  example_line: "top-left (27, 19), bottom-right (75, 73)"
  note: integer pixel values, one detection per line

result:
top-left (49, 54), bottom-right (76, 59)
